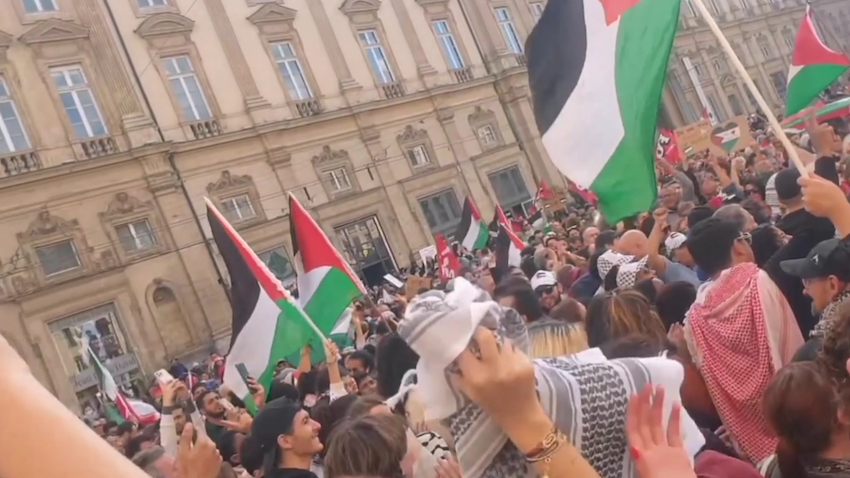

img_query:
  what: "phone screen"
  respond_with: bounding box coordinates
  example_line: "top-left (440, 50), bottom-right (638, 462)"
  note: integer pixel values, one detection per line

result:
top-left (235, 363), bottom-right (251, 387)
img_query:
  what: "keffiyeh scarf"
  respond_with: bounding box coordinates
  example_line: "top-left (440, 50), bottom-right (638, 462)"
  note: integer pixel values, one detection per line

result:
top-left (685, 263), bottom-right (803, 463)
top-left (811, 288), bottom-right (850, 339)
top-left (399, 279), bottom-right (704, 478)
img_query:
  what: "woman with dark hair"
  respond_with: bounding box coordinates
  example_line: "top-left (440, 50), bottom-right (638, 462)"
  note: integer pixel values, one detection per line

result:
top-left (656, 281), bottom-right (698, 331)
top-left (751, 224), bottom-right (787, 268)
top-left (375, 333), bottom-right (419, 399)
top-left (585, 290), bottom-right (667, 348)
top-left (761, 362), bottom-right (850, 478)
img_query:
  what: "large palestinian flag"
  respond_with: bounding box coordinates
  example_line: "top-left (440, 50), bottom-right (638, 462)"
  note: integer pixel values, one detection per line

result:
top-left (493, 207), bottom-right (525, 270)
top-left (207, 198), bottom-right (319, 407)
top-left (289, 193), bottom-right (364, 363)
top-left (526, 0), bottom-right (678, 222)
top-left (785, 6), bottom-right (850, 116)
top-left (454, 197), bottom-right (489, 251)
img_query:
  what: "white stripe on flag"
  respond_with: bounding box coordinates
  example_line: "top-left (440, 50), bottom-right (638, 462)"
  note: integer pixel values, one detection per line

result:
top-left (541, 0), bottom-right (624, 188)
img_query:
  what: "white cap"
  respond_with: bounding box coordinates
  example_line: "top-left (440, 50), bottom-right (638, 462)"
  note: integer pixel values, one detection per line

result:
top-left (664, 232), bottom-right (687, 251)
top-left (530, 270), bottom-right (557, 290)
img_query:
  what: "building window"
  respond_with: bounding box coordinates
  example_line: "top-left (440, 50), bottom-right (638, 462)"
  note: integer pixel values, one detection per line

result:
top-left (419, 190), bottom-right (462, 239)
top-left (684, 0), bottom-right (696, 16)
top-left (0, 78), bottom-right (31, 154)
top-left (433, 20), bottom-right (465, 70)
top-left (51, 66), bottom-right (107, 139)
top-left (478, 125), bottom-right (498, 146)
top-left (783, 32), bottom-right (796, 50)
top-left (760, 44), bottom-right (772, 59)
top-left (407, 144), bottom-right (431, 168)
top-left (692, 62), bottom-right (703, 77)
top-left (771, 71), bottom-right (788, 99)
top-left (23, 0), bottom-right (57, 13)
top-left (358, 30), bottom-right (395, 84)
top-left (271, 42), bottom-right (313, 101)
top-left (36, 240), bottom-right (81, 276)
top-left (138, 0), bottom-right (167, 7)
top-left (327, 168), bottom-right (352, 191)
top-left (488, 166), bottom-right (531, 209)
top-left (706, 0), bottom-right (719, 14)
top-left (529, 1), bottom-right (545, 21)
top-left (116, 220), bottom-right (156, 253)
top-left (737, 0), bottom-right (748, 10)
top-left (713, 58), bottom-right (724, 73)
top-left (494, 7), bottom-right (523, 54)
top-left (163, 56), bottom-right (212, 121)
top-left (258, 246), bottom-right (296, 288)
top-left (221, 195), bottom-right (256, 222)
top-left (727, 94), bottom-right (744, 116)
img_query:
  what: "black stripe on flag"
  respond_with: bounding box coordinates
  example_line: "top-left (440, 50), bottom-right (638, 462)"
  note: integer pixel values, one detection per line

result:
top-left (526, 0), bottom-right (588, 136)
top-left (208, 206), bottom-right (260, 347)
top-left (454, 197), bottom-right (475, 242)
top-left (493, 224), bottom-right (513, 284)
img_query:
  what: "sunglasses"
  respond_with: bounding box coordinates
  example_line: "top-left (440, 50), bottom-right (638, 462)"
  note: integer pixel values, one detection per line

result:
top-left (737, 232), bottom-right (752, 245)
top-left (536, 285), bottom-right (556, 297)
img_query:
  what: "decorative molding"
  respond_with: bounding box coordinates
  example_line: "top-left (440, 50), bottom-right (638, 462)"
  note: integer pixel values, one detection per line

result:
top-left (267, 147), bottom-right (292, 169)
top-left (340, 0), bottom-right (382, 16)
top-left (100, 192), bottom-right (151, 220)
top-left (135, 13), bottom-right (195, 39)
top-left (415, 0), bottom-right (449, 5)
top-left (206, 170), bottom-right (254, 193)
top-left (311, 145), bottom-right (350, 166)
top-left (436, 108), bottom-right (455, 123)
top-left (0, 30), bottom-right (13, 49)
top-left (17, 209), bottom-right (79, 242)
top-left (19, 19), bottom-right (89, 45)
top-left (248, 3), bottom-right (298, 25)
top-left (468, 106), bottom-right (496, 125)
top-left (397, 125), bottom-right (428, 145)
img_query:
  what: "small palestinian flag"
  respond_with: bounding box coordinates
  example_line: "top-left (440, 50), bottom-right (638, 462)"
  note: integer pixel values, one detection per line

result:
top-left (527, 0), bottom-right (677, 222)
top-left (494, 223), bottom-right (525, 272)
top-left (711, 122), bottom-right (742, 153)
top-left (290, 193), bottom-right (364, 363)
top-left (86, 345), bottom-right (159, 425)
top-left (207, 198), bottom-right (319, 407)
top-left (785, 6), bottom-right (850, 116)
top-left (454, 197), bottom-right (489, 251)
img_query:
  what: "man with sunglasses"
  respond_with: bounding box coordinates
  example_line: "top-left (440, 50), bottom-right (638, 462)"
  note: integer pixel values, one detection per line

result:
top-left (531, 270), bottom-right (560, 313)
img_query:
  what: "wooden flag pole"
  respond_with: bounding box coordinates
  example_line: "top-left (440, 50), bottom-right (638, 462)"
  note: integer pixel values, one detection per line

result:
top-left (690, 0), bottom-right (808, 176)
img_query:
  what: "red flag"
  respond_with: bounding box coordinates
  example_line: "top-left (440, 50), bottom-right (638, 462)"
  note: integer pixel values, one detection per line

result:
top-left (568, 180), bottom-right (598, 206)
top-left (656, 128), bottom-right (682, 164)
top-left (538, 180), bottom-right (554, 200)
top-left (435, 234), bottom-right (461, 282)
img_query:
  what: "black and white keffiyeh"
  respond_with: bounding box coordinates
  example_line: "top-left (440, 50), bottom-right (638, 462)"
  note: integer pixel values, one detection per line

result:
top-left (399, 278), bottom-right (704, 478)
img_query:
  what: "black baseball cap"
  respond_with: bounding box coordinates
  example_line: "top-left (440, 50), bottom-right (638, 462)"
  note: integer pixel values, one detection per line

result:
top-left (774, 168), bottom-right (802, 202)
top-left (780, 238), bottom-right (850, 280)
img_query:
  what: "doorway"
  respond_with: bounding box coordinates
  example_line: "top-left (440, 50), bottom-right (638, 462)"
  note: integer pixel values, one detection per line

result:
top-left (334, 215), bottom-right (397, 288)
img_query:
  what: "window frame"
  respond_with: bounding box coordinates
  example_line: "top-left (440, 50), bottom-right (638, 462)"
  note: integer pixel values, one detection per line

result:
top-left (270, 41), bottom-right (314, 101)
top-left (357, 28), bottom-right (397, 85)
top-left (50, 65), bottom-right (108, 139)
top-left (137, 0), bottom-right (168, 7)
top-left (0, 76), bottom-right (32, 154)
top-left (407, 144), bottom-right (431, 168)
top-left (478, 125), bottom-right (499, 147)
top-left (326, 168), bottom-right (353, 192)
top-left (487, 165), bottom-right (532, 210)
top-left (23, 0), bottom-right (57, 13)
top-left (432, 19), bottom-right (465, 70)
top-left (494, 6), bottom-right (524, 54)
top-left (220, 194), bottom-right (258, 223)
top-left (35, 239), bottom-right (81, 277)
top-left (418, 189), bottom-right (463, 240)
top-left (258, 245), bottom-right (297, 289)
top-left (162, 55), bottom-right (213, 122)
top-left (115, 219), bottom-right (157, 254)
top-left (528, 1), bottom-right (545, 21)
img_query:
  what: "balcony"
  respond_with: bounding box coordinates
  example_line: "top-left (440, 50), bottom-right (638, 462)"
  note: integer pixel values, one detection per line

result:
top-left (81, 137), bottom-right (118, 159)
top-left (514, 53), bottom-right (528, 67)
top-left (451, 66), bottom-right (475, 84)
top-left (380, 82), bottom-right (405, 99)
top-left (294, 98), bottom-right (323, 118)
top-left (189, 119), bottom-right (222, 140)
top-left (0, 151), bottom-right (41, 176)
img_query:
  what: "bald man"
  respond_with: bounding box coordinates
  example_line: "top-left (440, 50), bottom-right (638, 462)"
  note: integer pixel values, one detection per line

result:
top-left (616, 230), bottom-right (649, 258)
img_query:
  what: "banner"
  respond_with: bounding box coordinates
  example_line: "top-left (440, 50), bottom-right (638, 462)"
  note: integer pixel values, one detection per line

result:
top-left (675, 116), bottom-right (754, 157)
top-left (436, 234), bottom-right (461, 283)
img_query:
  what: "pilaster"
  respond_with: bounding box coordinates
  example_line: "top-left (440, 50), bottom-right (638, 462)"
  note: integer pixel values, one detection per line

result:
top-left (436, 108), bottom-right (494, 219)
top-left (306, 0), bottom-right (362, 99)
top-left (388, 0), bottom-right (438, 83)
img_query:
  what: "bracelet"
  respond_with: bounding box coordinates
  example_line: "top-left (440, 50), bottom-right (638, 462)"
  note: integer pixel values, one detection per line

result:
top-left (524, 426), bottom-right (566, 464)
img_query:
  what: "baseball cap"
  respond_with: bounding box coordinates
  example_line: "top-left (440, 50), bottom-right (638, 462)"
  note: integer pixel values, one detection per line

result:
top-left (664, 232), bottom-right (687, 251)
top-left (530, 270), bottom-right (557, 290)
top-left (780, 238), bottom-right (850, 280)
top-left (774, 168), bottom-right (802, 202)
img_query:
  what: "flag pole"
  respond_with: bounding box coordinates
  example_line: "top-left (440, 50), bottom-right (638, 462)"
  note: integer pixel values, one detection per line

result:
top-left (690, 0), bottom-right (808, 176)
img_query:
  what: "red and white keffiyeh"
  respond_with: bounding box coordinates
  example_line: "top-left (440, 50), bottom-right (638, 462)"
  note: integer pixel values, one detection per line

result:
top-left (686, 262), bottom-right (803, 463)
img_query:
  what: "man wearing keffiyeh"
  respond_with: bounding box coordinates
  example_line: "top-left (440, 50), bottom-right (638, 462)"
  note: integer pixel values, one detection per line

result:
top-left (682, 218), bottom-right (803, 463)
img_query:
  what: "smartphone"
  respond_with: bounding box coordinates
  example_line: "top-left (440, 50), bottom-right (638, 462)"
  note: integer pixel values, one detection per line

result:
top-left (235, 363), bottom-right (252, 388)
top-left (153, 369), bottom-right (174, 385)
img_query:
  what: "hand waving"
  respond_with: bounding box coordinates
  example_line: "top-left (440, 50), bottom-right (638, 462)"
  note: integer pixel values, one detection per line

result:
top-left (626, 385), bottom-right (695, 478)
top-left (178, 424), bottom-right (222, 478)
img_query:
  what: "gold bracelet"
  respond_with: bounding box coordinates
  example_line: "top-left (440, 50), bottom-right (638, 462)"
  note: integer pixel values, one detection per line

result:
top-left (525, 426), bottom-right (566, 464)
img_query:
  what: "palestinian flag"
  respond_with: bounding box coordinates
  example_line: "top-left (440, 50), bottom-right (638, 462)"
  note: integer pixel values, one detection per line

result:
top-left (289, 193), bottom-right (364, 363)
top-left (494, 222), bottom-right (524, 272)
top-left (86, 345), bottom-right (159, 425)
top-left (207, 198), bottom-right (320, 408)
top-left (785, 6), bottom-right (850, 116)
top-left (711, 122), bottom-right (742, 153)
top-left (527, 0), bottom-right (677, 222)
top-left (454, 197), bottom-right (489, 251)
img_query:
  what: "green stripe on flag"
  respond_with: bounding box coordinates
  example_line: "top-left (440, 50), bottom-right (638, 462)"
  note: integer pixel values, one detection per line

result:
top-left (786, 63), bottom-right (850, 116)
top-left (473, 221), bottom-right (489, 250)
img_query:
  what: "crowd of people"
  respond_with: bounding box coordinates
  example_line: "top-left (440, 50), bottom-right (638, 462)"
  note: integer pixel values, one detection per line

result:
top-left (4, 109), bottom-right (850, 478)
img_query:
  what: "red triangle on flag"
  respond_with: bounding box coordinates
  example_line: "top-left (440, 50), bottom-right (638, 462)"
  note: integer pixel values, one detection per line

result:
top-left (792, 6), bottom-right (850, 67)
top-left (289, 193), bottom-right (365, 292)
